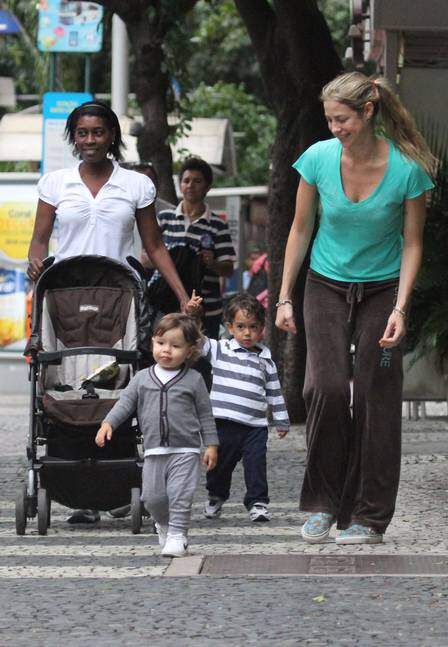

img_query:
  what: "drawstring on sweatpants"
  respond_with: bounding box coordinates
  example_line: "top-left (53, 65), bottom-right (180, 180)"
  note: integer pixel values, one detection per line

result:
top-left (346, 282), bottom-right (364, 323)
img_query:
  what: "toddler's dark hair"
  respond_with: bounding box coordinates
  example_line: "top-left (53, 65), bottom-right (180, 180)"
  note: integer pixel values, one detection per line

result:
top-left (152, 313), bottom-right (203, 364)
top-left (224, 293), bottom-right (265, 326)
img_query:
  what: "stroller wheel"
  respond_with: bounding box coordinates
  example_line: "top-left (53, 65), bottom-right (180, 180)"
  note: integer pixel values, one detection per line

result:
top-left (131, 487), bottom-right (142, 535)
top-left (37, 488), bottom-right (50, 536)
top-left (15, 485), bottom-right (28, 535)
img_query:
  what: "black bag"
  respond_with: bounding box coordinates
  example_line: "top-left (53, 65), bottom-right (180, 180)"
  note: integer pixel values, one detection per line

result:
top-left (147, 245), bottom-right (204, 313)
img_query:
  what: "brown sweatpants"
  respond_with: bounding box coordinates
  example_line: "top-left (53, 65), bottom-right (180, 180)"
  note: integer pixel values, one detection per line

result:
top-left (301, 270), bottom-right (403, 533)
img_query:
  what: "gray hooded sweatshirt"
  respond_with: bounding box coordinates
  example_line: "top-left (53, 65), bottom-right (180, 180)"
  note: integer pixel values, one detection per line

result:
top-left (105, 365), bottom-right (218, 450)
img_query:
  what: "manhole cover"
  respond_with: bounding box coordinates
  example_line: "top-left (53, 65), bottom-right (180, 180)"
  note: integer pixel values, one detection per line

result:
top-left (200, 555), bottom-right (448, 576)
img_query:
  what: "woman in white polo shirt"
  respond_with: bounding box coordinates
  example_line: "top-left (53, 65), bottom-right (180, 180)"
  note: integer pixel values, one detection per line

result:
top-left (27, 100), bottom-right (188, 310)
top-left (27, 101), bottom-right (190, 524)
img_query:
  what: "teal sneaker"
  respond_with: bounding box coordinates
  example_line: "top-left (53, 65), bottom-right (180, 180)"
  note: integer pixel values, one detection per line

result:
top-left (336, 523), bottom-right (383, 545)
top-left (301, 512), bottom-right (336, 543)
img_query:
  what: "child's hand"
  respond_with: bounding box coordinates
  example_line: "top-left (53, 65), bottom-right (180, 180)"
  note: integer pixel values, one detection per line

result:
top-left (202, 445), bottom-right (218, 471)
top-left (277, 428), bottom-right (288, 439)
top-left (186, 289), bottom-right (203, 316)
top-left (95, 422), bottom-right (113, 447)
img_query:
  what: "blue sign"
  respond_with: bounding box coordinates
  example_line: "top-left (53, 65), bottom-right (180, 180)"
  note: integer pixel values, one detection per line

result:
top-left (0, 10), bottom-right (21, 35)
top-left (37, 1), bottom-right (103, 53)
top-left (42, 92), bottom-right (92, 174)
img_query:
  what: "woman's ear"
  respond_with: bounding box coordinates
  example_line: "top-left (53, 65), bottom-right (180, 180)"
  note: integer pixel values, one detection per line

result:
top-left (363, 101), bottom-right (375, 121)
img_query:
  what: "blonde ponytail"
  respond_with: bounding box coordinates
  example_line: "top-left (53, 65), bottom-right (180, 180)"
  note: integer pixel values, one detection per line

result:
top-left (321, 72), bottom-right (436, 176)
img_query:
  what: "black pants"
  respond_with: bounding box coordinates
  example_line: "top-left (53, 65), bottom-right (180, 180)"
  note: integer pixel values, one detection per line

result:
top-left (203, 314), bottom-right (221, 340)
top-left (206, 419), bottom-right (269, 509)
top-left (301, 270), bottom-right (403, 533)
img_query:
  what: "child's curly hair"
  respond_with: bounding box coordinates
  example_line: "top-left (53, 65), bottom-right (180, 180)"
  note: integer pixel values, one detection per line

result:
top-left (224, 293), bottom-right (265, 326)
top-left (152, 313), bottom-right (203, 365)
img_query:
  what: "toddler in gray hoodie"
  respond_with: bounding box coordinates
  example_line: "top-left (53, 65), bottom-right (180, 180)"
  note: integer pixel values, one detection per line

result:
top-left (96, 313), bottom-right (219, 557)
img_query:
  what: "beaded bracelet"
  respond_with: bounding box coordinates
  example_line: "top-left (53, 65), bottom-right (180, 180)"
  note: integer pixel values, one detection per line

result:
top-left (393, 306), bottom-right (407, 318)
top-left (275, 299), bottom-right (293, 308)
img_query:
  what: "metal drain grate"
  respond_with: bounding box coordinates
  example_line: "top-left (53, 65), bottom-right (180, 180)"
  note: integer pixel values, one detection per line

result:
top-left (200, 554), bottom-right (448, 576)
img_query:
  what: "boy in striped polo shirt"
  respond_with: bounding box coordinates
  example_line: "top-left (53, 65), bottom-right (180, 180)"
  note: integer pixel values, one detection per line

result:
top-left (189, 292), bottom-right (289, 522)
top-left (149, 157), bottom-right (236, 339)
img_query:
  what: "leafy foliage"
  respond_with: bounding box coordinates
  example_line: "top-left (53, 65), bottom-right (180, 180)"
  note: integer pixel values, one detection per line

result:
top-left (186, 81), bottom-right (276, 186)
top-left (0, 1), bottom-right (47, 96)
top-left (318, 0), bottom-right (350, 59)
top-left (188, 0), bottom-right (264, 102)
top-left (406, 148), bottom-right (448, 366)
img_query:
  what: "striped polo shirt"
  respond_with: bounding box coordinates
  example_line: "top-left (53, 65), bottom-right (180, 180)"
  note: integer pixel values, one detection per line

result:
top-left (153, 203), bottom-right (236, 317)
top-left (203, 337), bottom-right (290, 430)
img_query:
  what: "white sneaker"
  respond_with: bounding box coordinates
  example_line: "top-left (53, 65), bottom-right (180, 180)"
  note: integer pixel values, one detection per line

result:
top-left (203, 498), bottom-right (224, 519)
top-left (161, 532), bottom-right (188, 558)
top-left (248, 503), bottom-right (270, 522)
top-left (155, 522), bottom-right (168, 547)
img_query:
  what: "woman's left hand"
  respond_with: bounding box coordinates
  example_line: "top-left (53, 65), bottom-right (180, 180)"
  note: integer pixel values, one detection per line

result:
top-left (379, 311), bottom-right (406, 348)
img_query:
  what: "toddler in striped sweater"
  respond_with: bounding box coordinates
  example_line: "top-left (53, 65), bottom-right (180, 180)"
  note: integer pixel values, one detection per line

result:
top-left (189, 292), bottom-right (289, 522)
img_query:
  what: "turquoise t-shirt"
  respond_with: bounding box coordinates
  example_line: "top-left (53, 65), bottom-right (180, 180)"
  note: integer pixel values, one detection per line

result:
top-left (292, 138), bottom-right (434, 282)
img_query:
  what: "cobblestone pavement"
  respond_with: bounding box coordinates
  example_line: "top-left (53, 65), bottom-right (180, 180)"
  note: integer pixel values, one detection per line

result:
top-left (1, 396), bottom-right (447, 645)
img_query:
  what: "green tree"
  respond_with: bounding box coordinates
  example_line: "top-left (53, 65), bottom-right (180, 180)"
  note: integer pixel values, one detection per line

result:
top-left (234, 0), bottom-right (343, 421)
top-left (187, 81), bottom-right (276, 186)
top-left (94, 1), bottom-right (200, 203)
top-left (188, 0), bottom-right (264, 101)
top-left (0, 1), bottom-right (47, 96)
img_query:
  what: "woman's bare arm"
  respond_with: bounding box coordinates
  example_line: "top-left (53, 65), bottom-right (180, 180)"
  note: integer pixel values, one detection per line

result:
top-left (136, 205), bottom-right (189, 310)
top-left (275, 179), bottom-right (318, 333)
top-left (379, 192), bottom-right (427, 348)
top-left (27, 199), bottom-right (56, 279)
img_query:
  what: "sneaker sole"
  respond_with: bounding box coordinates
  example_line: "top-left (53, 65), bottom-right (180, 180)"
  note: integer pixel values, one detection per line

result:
top-left (250, 515), bottom-right (270, 522)
top-left (301, 527), bottom-right (332, 544)
top-left (161, 550), bottom-right (188, 558)
top-left (203, 510), bottom-right (222, 519)
top-left (336, 535), bottom-right (383, 545)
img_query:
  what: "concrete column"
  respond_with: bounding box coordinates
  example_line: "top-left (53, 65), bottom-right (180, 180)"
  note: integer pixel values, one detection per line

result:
top-left (384, 30), bottom-right (399, 91)
top-left (111, 14), bottom-right (129, 116)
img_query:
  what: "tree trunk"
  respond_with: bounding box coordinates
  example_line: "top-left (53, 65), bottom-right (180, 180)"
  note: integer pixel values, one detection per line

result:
top-left (235, 0), bottom-right (343, 422)
top-left (94, 1), bottom-right (201, 205)
top-left (125, 18), bottom-right (177, 204)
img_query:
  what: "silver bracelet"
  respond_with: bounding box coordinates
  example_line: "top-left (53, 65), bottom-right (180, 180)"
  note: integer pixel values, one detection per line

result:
top-left (275, 299), bottom-right (293, 308)
top-left (393, 306), bottom-right (407, 318)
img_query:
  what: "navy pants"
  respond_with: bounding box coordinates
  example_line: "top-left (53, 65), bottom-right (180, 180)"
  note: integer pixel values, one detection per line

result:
top-left (206, 419), bottom-right (269, 510)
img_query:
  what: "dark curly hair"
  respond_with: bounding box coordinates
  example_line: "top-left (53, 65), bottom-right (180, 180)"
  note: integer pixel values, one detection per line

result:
top-left (178, 156), bottom-right (213, 187)
top-left (224, 293), bottom-right (265, 326)
top-left (64, 101), bottom-right (125, 161)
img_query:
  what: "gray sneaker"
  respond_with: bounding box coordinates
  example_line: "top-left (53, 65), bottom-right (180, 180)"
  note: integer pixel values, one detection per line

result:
top-left (107, 505), bottom-right (131, 519)
top-left (301, 512), bottom-right (336, 543)
top-left (248, 503), bottom-right (270, 522)
top-left (67, 509), bottom-right (100, 524)
top-left (203, 498), bottom-right (224, 519)
top-left (336, 524), bottom-right (383, 545)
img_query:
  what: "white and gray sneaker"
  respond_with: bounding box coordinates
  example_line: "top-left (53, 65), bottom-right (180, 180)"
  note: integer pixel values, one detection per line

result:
top-left (161, 532), bottom-right (188, 558)
top-left (155, 522), bottom-right (168, 548)
top-left (203, 498), bottom-right (224, 519)
top-left (248, 503), bottom-right (270, 522)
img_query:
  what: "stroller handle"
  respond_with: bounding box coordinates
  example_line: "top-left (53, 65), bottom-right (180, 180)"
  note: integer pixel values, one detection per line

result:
top-left (38, 348), bottom-right (140, 365)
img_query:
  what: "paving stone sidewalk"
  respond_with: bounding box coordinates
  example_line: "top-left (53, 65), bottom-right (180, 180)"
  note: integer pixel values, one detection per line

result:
top-left (1, 396), bottom-right (447, 646)
top-left (1, 396), bottom-right (447, 558)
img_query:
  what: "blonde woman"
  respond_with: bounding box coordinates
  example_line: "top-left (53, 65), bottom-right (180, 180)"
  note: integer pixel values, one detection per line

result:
top-left (276, 72), bottom-right (434, 545)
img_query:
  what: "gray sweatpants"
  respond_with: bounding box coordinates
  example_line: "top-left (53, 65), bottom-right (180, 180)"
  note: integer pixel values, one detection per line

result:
top-left (141, 453), bottom-right (201, 534)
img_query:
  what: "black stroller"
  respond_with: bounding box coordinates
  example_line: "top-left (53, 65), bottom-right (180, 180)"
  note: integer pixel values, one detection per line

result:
top-left (15, 255), bottom-right (152, 535)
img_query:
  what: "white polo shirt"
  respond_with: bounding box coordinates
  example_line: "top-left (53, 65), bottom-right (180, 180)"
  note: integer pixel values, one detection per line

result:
top-left (37, 161), bottom-right (156, 263)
